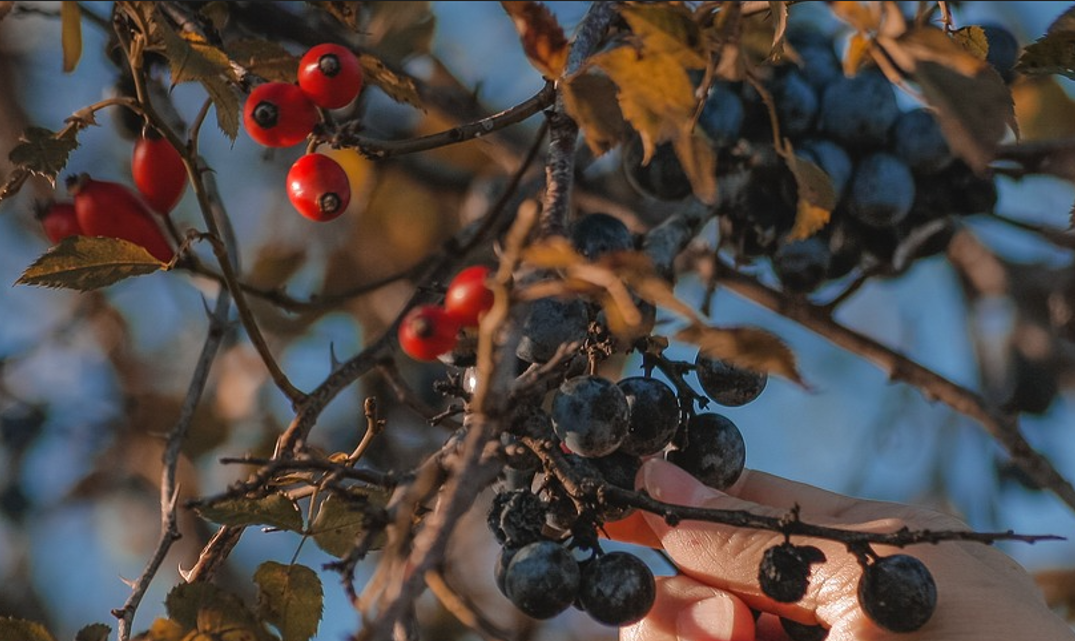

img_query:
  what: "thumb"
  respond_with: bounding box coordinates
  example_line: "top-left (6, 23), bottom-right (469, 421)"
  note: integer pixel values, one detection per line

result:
top-left (636, 458), bottom-right (843, 623)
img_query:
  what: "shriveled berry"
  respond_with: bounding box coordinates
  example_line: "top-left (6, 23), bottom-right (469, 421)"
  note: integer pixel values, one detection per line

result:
top-left (578, 552), bottom-right (656, 626)
top-left (858, 554), bottom-right (937, 633)
top-left (759, 543), bottom-right (826, 603)
top-left (781, 618), bottom-right (829, 641)
top-left (487, 489), bottom-right (546, 548)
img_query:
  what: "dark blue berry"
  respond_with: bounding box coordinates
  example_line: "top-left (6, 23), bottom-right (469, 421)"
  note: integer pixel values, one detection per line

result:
top-left (981, 24), bottom-right (1020, 83)
top-left (774, 70), bottom-right (818, 137)
top-left (819, 71), bottom-right (899, 147)
top-left (551, 376), bottom-right (630, 457)
top-left (846, 152), bottom-right (915, 228)
top-left (617, 376), bottom-right (680, 456)
top-left (667, 412), bottom-right (746, 490)
top-left (759, 543), bottom-right (826, 603)
top-left (698, 83), bottom-right (745, 148)
top-left (893, 109), bottom-right (952, 174)
top-left (578, 552), bottom-right (656, 626)
top-left (571, 213), bottom-right (633, 260)
top-left (695, 354), bottom-right (768, 407)
top-left (773, 236), bottom-right (832, 294)
top-left (516, 297), bottom-right (590, 364)
top-left (503, 540), bottom-right (581, 619)
top-left (797, 139), bottom-right (853, 197)
top-left (858, 554), bottom-right (937, 633)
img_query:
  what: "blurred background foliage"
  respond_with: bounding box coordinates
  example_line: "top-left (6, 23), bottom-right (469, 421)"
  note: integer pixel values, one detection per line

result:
top-left (0, 2), bottom-right (1073, 640)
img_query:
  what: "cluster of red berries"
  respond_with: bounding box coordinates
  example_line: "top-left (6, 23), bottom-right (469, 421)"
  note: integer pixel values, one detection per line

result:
top-left (243, 43), bottom-right (363, 223)
top-left (398, 266), bottom-right (495, 361)
top-left (40, 129), bottom-right (186, 263)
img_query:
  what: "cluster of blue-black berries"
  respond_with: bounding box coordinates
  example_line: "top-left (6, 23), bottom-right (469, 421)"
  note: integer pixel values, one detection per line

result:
top-left (624, 23), bottom-right (1019, 295)
top-left (466, 212), bottom-right (942, 636)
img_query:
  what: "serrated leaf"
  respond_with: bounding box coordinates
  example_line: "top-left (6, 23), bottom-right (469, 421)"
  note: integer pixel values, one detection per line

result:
top-left (61, 1), bottom-right (82, 72)
top-left (194, 610), bottom-right (258, 641)
top-left (1018, 31), bottom-right (1075, 80)
top-left (672, 129), bottom-right (718, 204)
top-left (592, 46), bottom-right (696, 164)
top-left (307, 1), bottom-right (361, 31)
top-left (156, 18), bottom-right (231, 84)
top-left (8, 126), bottom-right (78, 186)
top-left (562, 71), bottom-right (630, 156)
top-left (75, 624), bottom-right (110, 641)
top-left (953, 25), bottom-right (988, 60)
top-left (199, 2), bottom-right (230, 31)
top-left (620, 4), bottom-right (706, 69)
top-left (165, 583), bottom-right (259, 634)
top-left (358, 53), bottom-right (422, 108)
top-left (782, 149), bottom-right (835, 241)
top-left (501, 1), bottom-right (568, 78)
top-left (254, 562), bottom-right (323, 641)
top-left (196, 492), bottom-right (303, 532)
top-left (0, 618), bottom-right (55, 641)
top-left (15, 236), bottom-right (163, 291)
top-left (200, 76), bottom-right (240, 140)
top-left (226, 39), bottom-right (299, 84)
top-left (311, 492), bottom-right (387, 558)
top-left (675, 324), bottom-right (804, 385)
top-left (881, 27), bottom-right (1015, 174)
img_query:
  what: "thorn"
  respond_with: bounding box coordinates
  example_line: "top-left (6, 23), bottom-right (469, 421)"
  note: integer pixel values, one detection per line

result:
top-left (178, 564), bottom-right (194, 582)
top-left (119, 575), bottom-right (137, 589)
top-left (330, 342), bottom-right (342, 371)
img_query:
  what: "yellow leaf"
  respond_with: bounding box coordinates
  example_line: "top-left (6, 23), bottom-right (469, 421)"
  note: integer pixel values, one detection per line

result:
top-left (780, 147), bottom-right (836, 241)
top-left (562, 72), bottom-right (631, 156)
top-left (60, 1), bottom-right (81, 72)
top-left (886, 26), bottom-right (987, 77)
top-left (620, 4), bottom-right (707, 69)
top-left (1013, 76), bottom-right (1075, 141)
top-left (501, 1), bottom-right (568, 78)
top-left (593, 46), bottom-right (696, 163)
top-left (145, 619), bottom-right (185, 641)
top-left (675, 324), bottom-right (804, 384)
top-left (830, 1), bottom-right (881, 33)
top-left (953, 25), bottom-right (988, 60)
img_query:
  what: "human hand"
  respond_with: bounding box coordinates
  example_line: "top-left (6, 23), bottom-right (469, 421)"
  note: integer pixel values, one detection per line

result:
top-left (613, 458), bottom-right (1073, 641)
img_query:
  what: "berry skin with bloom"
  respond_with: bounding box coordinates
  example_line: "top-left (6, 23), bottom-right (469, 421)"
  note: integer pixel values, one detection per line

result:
top-left (298, 43), bottom-right (364, 109)
top-left (444, 265), bottom-right (494, 327)
top-left (66, 175), bottom-right (174, 262)
top-left (398, 305), bottom-right (460, 361)
top-left (132, 131), bottom-right (187, 215)
top-left (38, 202), bottom-right (82, 244)
top-left (243, 82), bottom-right (319, 148)
top-left (286, 154), bottom-right (351, 222)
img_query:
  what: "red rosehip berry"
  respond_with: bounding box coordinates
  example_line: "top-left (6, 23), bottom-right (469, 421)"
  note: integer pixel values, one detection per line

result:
top-left (66, 174), bottom-right (174, 262)
top-left (398, 305), bottom-right (460, 361)
top-left (444, 265), bottom-right (494, 327)
top-left (243, 82), bottom-right (319, 148)
top-left (38, 201), bottom-right (82, 244)
top-left (298, 43), bottom-right (363, 109)
top-left (286, 153), bottom-right (351, 222)
top-left (132, 129), bottom-right (187, 214)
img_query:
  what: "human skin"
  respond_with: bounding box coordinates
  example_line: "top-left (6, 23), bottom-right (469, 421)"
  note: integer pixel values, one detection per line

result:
top-left (615, 458), bottom-right (1075, 641)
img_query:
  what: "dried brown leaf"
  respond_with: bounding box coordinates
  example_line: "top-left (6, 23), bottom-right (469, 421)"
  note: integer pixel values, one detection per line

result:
top-left (501, 1), bottom-right (568, 78)
top-left (953, 25), bottom-right (989, 60)
top-left (675, 324), bottom-right (804, 384)
top-left (226, 39), bottom-right (299, 83)
top-left (522, 237), bottom-right (585, 269)
top-left (15, 236), bottom-right (163, 291)
top-left (358, 53), bottom-right (422, 108)
top-left (620, 3), bottom-right (707, 69)
top-left (780, 146), bottom-right (836, 240)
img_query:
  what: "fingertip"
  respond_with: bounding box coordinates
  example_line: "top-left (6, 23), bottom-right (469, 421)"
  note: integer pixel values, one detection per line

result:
top-left (676, 593), bottom-right (757, 641)
top-left (638, 457), bottom-right (726, 506)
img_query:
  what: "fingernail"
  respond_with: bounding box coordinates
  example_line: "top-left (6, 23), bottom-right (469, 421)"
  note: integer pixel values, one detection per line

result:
top-left (676, 595), bottom-right (738, 641)
top-left (640, 458), bottom-right (723, 506)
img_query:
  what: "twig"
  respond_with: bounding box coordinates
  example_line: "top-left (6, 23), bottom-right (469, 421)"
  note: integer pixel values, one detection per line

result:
top-left (344, 82), bottom-right (555, 159)
top-left (425, 569), bottom-right (515, 641)
top-left (712, 261), bottom-right (1075, 512)
top-left (540, 1), bottom-right (617, 238)
top-left (112, 286), bottom-right (232, 641)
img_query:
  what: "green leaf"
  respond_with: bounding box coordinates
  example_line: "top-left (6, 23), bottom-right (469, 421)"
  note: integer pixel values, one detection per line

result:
top-left (165, 583), bottom-right (254, 632)
top-left (0, 618), bottom-right (55, 641)
top-left (196, 492), bottom-right (303, 532)
top-left (200, 76), bottom-right (240, 140)
top-left (74, 623), bottom-right (110, 641)
top-left (8, 126), bottom-right (79, 187)
top-left (675, 324), bottom-right (805, 385)
top-left (60, 1), bottom-right (82, 72)
top-left (254, 562), bottom-right (323, 641)
top-left (225, 39), bottom-right (299, 83)
top-left (15, 236), bottom-right (164, 291)
top-left (311, 492), bottom-right (387, 558)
